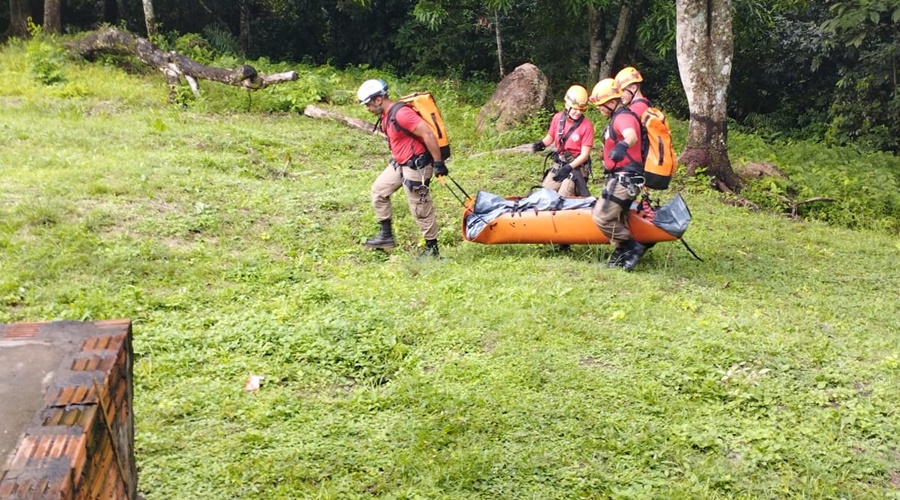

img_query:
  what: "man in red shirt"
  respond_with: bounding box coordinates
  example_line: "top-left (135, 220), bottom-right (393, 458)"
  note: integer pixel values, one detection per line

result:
top-left (532, 85), bottom-right (594, 197)
top-left (615, 66), bottom-right (651, 117)
top-left (589, 78), bottom-right (647, 271)
top-left (357, 79), bottom-right (448, 257)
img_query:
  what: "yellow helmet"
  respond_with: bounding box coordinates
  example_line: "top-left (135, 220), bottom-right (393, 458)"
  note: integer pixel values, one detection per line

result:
top-left (615, 66), bottom-right (643, 89)
top-left (590, 78), bottom-right (622, 107)
top-left (564, 85), bottom-right (589, 111)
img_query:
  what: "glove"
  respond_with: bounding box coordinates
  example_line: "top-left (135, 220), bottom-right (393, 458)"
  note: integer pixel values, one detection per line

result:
top-left (552, 163), bottom-right (573, 182)
top-left (532, 141), bottom-right (546, 153)
top-left (433, 160), bottom-right (449, 177)
top-left (609, 141), bottom-right (629, 162)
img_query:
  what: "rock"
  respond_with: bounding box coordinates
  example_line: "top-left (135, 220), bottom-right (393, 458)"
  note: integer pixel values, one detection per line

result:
top-left (737, 161), bottom-right (788, 180)
top-left (476, 63), bottom-right (552, 133)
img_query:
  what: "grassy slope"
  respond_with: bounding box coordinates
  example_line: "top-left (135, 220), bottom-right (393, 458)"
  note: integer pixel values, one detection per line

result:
top-left (2, 42), bottom-right (900, 499)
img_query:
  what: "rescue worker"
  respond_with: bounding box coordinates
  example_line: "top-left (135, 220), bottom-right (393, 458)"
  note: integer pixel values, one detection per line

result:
top-left (532, 85), bottom-right (595, 197)
top-left (615, 65), bottom-right (656, 219)
top-left (589, 78), bottom-right (646, 271)
top-left (615, 66), bottom-right (651, 117)
top-left (357, 79), bottom-right (448, 257)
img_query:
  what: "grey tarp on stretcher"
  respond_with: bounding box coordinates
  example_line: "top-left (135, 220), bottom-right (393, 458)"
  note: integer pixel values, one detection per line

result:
top-left (465, 188), bottom-right (596, 240)
top-left (651, 194), bottom-right (692, 238)
top-left (465, 188), bottom-right (692, 241)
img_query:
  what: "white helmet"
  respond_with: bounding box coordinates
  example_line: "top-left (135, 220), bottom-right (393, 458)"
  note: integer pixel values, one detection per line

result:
top-left (357, 79), bottom-right (388, 104)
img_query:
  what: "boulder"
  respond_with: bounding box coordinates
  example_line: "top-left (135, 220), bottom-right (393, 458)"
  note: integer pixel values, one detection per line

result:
top-left (737, 161), bottom-right (788, 180)
top-left (476, 63), bottom-right (552, 133)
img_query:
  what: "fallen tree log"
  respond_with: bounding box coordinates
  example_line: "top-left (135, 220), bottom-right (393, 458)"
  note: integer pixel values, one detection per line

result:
top-left (303, 105), bottom-right (385, 137)
top-left (469, 144), bottom-right (534, 158)
top-left (780, 195), bottom-right (836, 219)
top-left (66, 27), bottom-right (297, 101)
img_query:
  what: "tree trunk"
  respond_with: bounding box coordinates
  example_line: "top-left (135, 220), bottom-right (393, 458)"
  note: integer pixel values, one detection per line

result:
top-left (494, 9), bottom-right (504, 79)
top-left (620, 0), bottom-right (645, 65)
top-left (102, 0), bottom-right (119, 24)
top-left (600, 0), bottom-right (633, 78)
top-left (142, 0), bottom-right (156, 38)
top-left (66, 28), bottom-right (297, 101)
top-left (239, 0), bottom-right (250, 55)
top-left (303, 105), bottom-right (386, 138)
top-left (675, 0), bottom-right (741, 191)
top-left (196, 0), bottom-right (232, 35)
top-left (588, 6), bottom-right (604, 82)
top-left (600, 0), bottom-right (646, 78)
top-left (43, 0), bottom-right (62, 35)
top-left (8, 0), bottom-right (32, 38)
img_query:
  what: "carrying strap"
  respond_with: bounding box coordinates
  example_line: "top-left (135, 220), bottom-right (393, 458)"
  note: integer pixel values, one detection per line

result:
top-left (631, 97), bottom-right (651, 107)
top-left (555, 113), bottom-right (584, 152)
top-left (387, 103), bottom-right (423, 143)
top-left (680, 237), bottom-right (704, 261)
top-left (600, 177), bottom-right (632, 210)
top-left (607, 107), bottom-right (645, 169)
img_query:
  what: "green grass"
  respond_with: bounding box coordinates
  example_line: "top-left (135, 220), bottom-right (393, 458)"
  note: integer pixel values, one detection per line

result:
top-left (2, 38), bottom-right (900, 499)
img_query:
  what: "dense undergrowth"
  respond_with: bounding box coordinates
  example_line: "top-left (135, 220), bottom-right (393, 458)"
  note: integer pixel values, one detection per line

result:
top-left (1, 35), bottom-right (899, 499)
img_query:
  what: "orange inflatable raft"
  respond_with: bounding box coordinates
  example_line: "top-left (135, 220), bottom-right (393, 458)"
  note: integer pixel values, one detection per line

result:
top-left (461, 188), bottom-right (692, 246)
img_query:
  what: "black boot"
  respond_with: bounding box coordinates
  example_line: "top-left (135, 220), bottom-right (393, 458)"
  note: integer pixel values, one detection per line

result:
top-left (606, 244), bottom-right (627, 268)
top-left (365, 219), bottom-right (396, 249)
top-left (621, 240), bottom-right (647, 272)
top-left (419, 239), bottom-right (439, 258)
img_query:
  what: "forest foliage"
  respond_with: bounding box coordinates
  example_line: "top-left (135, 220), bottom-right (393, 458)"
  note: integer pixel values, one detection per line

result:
top-left (2, 0), bottom-right (899, 154)
top-left (1, 39), bottom-right (900, 498)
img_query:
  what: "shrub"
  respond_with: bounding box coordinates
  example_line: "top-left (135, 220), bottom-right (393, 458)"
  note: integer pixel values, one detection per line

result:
top-left (25, 23), bottom-right (66, 85)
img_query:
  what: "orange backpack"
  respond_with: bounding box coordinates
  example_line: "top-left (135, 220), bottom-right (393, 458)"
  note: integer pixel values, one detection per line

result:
top-left (388, 92), bottom-right (451, 160)
top-left (638, 105), bottom-right (677, 190)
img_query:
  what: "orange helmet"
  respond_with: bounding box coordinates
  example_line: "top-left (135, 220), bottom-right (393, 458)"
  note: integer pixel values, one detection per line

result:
top-left (564, 85), bottom-right (589, 111)
top-left (590, 78), bottom-right (622, 107)
top-left (615, 66), bottom-right (643, 90)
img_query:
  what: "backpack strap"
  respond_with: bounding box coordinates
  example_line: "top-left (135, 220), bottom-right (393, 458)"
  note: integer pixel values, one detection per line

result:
top-left (555, 113), bottom-right (584, 152)
top-left (631, 97), bottom-right (651, 108)
top-left (609, 107), bottom-right (645, 170)
top-left (388, 102), bottom-right (421, 142)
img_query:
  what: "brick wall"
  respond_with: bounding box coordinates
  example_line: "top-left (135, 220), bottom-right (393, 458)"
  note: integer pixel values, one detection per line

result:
top-left (0, 320), bottom-right (136, 500)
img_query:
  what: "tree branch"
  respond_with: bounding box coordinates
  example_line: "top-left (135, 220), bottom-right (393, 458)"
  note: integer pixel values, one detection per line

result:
top-left (469, 144), bottom-right (534, 158)
top-left (779, 195), bottom-right (836, 219)
top-left (303, 105), bottom-right (385, 137)
top-left (66, 27), bottom-right (298, 99)
top-left (716, 178), bottom-right (760, 211)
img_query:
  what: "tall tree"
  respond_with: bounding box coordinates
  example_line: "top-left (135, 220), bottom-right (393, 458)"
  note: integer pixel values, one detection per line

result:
top-left (142, 0), bottom-right (156, 38)
top-left (8, 0), bottom-right (32, 38)
top-left (596, 0), bottom-right (646, 80)
top-left (239, 0), bottom-right (250, 55)
top-left (411, 0), bottom-right (514, 79)
top-left (675, 0), bottom-right (741, 190)
top-left (821, 0), bottom-right (900, 152)
top-left (587, 6), bottom-right (606, 81)
top-left (44, 0), bottom-right (61, 34)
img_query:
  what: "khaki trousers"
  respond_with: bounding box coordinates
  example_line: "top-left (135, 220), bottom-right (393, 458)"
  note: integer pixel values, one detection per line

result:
top-left (542, 163), bottom-right (590, 198)
top-left (371, 162), bottom-right (438, 240)
top-left (592, 175), bottom-right (637, 244)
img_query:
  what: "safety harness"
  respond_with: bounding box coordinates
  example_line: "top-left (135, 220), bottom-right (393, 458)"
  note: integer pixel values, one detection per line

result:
top-left (541, 112), bottom-right (592, 196)
top-left (601, 108), bottom-right (646, 209)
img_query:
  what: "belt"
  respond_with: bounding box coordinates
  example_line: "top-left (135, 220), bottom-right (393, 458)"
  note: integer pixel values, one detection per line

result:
top-left (604, 170), bottom-right (645, 186)
top-left (401, 152), bottom-right (433, 169)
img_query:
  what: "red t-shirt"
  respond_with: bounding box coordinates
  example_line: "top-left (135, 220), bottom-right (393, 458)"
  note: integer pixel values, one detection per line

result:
top-left (546, 112), bottom-right (594, 158)
top-left (603, 109), bottom-right (643, 172)
top-left (382, 104), bottom-right (427, 164)
top-left (628, 97), bottom-right (651, 118)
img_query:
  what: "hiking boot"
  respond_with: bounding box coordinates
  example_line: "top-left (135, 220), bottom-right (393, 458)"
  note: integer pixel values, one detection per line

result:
top-left (606, 245), bottom-right (627, 268)
top-left (365, 220), bottom-right (396, 249)
top-left (365, 231), bottom-right (396, 249)
top-left (621, 241), bottom-right (647, 272)
top-left (418, 239), bottom-right (440, 258)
